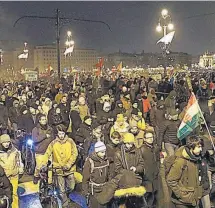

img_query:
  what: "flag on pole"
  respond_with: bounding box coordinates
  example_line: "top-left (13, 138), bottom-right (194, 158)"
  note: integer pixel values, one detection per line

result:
top-left (177, 93), bottom-right (202, 140)
top-left (18, 53), bottom-right (28, 59)
top-left (157, 31), bottom-right (175, 45)
top-left (95, 57), bottom-right (104, 76)
top-left (64, 45), bottom-right (74, 56)
top-left (117, 61), bottom-right (122, 72)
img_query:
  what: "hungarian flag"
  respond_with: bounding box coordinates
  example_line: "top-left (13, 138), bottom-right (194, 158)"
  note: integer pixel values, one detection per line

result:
top-left (95, 57), bottom-right (104, 76)
top-left (177, 93), bottom-right (202, 140)
top-left (117, 61), bottom-right (122, 72)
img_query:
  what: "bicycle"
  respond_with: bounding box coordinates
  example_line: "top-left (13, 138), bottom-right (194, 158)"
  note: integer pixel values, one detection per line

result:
top-left (39, 165), bottom-right (61, 208)
top-left (16, 129), bottom-right (36, 175)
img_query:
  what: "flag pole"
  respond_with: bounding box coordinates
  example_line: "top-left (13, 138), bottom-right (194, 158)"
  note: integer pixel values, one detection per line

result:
top-left (194, 93), bottom-right (215, 151)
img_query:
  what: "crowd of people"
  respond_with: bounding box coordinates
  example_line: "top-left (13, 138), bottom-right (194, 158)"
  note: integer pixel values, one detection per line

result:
top-left (0, 71), bottom-right (215, 208)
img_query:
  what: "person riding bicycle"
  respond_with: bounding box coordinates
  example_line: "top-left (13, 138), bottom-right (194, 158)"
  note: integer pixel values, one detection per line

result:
top-left (42, 125), bottom-right (78, 208)
top-left (0, 165), bottom-right (12, 208)
top-left (32, 114), bottom-right (55, 184)
top-left (0, 134), bottom-right (24, 208)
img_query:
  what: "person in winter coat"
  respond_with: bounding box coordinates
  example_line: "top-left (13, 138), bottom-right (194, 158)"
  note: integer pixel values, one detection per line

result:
top-left (86, 87), bottom-right (96, 115)
top-left (43, 125), bottom-right (78, 208)
top-left (114, 133), bottom-right (144, 184)
top-left (55, 89), bottom-right (64, 104)
top-left (142, 91), bottom-right (151, 119)
top-left (17, 105), bottom-right (38, 134)
top-left (139, 131), bottom-right (160, 207)
top-left (167, 136), bottom-right (204, 208)
top-left (106, 131), bottom-right (121, 179)
top-left (129, 125), bottom-right (145, 148)
top-left (0, 165), bottom-right (12, 207)
top-left (75, 116), bottom-right (93, 160)
top-left (69, 100), bottom-right (82, 137)
top-left (8, 100), bottom-right (20, 133)
top-left (32, 114), bottom-right (55, 183)
top-left (42, 98), bottom-right (52, 116)
top-left (78, 96), bottom-right (90, 122)
top-left (121, 93), bottom-right (132, 118)
top-left (112, 100), bottom-right (126, 119)
top-left (0, 100), bottom-right (8, 134)
top-left (110, 114), bottom-right (129, 137)
top-left (97, 101), bottom-right (114, 122)
top-left (159, 109), bottom-right (181, 155)
top-left (165, 90), bottom-right (177, 114)
top-left (48, 101), bottom-right (64, 133)
top-left (82, 141), bottom-right (110, 208)
top-left (129, 108), bottom-right (146, 131)
top-left (0, 134), bottom-right (24, 208)
top-left (58, 95), bottom-right (70, 129)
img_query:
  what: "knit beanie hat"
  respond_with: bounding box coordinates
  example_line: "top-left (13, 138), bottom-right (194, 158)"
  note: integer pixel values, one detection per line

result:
top-left (123, 133), bottom-right (135, 143)
top-left (0, 134), bottom-right (11, 144)
top-left (95, 141), bottom-right (106, 153)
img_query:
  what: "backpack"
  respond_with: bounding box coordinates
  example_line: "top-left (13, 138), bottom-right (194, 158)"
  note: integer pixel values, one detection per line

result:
top-left (87, 157), bottom-right (109, 174)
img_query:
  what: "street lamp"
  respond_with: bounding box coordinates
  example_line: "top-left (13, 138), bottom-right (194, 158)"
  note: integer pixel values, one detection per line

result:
top-left (156, 9), bottom-right (174, 76)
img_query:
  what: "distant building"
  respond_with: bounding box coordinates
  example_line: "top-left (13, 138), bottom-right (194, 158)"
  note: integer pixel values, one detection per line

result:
top-left (0, 43), bottom-right (98, 73)
top-left (199, 51), bottom-right (215, 68)
top-left (34, 45), bottom-right (98, 73)
top-left (105, 51), bottom-right (192, 68)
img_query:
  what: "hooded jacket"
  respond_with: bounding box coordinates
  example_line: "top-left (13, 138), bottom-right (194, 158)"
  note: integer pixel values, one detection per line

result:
top-left (165, 90), bottom-right (177, 113)
top-left (167, 146), bottom-right (203, 206)
top-left (0, 144), bottom-right (24, 178)
top-left (8, 100), bottom-right (20, 124)
top-left (43, 136), bottom-right (78, 176)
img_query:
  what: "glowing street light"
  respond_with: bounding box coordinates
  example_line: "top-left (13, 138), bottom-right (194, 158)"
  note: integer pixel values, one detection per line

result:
top-left (156, 24), bottom-right (162, 32)
top-left (168, 23), bottom-right (174, 30)
top-left (161, 9), bottom-right (168, 17)
top-left (67, 31), bottom-right (72, 37)
top-left (156, 9), bottom-right (175, 76)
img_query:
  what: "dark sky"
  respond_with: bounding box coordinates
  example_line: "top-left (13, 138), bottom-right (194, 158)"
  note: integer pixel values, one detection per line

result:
top-left (1, 1), bottom-right (215, 55)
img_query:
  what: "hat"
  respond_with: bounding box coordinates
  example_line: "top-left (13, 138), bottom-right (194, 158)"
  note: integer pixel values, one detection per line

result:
top-left (45, 98), bottom-right (51, 103)
top-left (84, 116), bottom-right (91, 122)
top-left (116, 114), bottom-right (124, 122)
top-left (123, 133), bottom-right (135, 143)
top-left (0, 134), bottom-right (11, 144)
top-left (94, 141), bottom-right (106, 153)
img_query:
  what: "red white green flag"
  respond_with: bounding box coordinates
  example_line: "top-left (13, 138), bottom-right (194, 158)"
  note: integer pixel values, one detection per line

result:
top-left (177, 93), bottom-right (202, 140)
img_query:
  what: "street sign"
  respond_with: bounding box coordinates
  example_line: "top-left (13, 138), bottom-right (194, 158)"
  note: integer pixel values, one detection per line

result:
top-left (24, 71), bottom-right (38, 81)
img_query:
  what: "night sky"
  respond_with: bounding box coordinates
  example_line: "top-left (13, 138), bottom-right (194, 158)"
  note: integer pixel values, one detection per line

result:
top-left (1, 1), bottom-right (215, 55)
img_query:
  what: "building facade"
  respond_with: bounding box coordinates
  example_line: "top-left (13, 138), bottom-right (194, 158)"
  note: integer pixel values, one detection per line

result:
top-left (34, 45), bottom-right (98, 73)
top-left (199, 52), bottom-right (215, 68)
top-left (105, 51), bottom-right (192, 68)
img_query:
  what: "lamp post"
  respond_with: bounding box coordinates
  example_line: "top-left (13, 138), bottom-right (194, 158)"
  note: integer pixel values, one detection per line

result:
top-left (65, 30), bottom-right (75, 71)
top-left (156, 9), bottom-right (174, 76)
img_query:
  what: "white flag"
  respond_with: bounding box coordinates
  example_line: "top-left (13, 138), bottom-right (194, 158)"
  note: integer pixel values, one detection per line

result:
top-left (64, 45), bottom-right (74, 56)
top-left (18, 53), bottom-right (28, 59)
top-left (157, 31), bottom-right (175, 44)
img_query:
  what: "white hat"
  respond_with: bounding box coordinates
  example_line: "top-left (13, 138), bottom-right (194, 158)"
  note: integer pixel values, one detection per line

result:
top-left (94, 141), bottom-right (106, 153)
